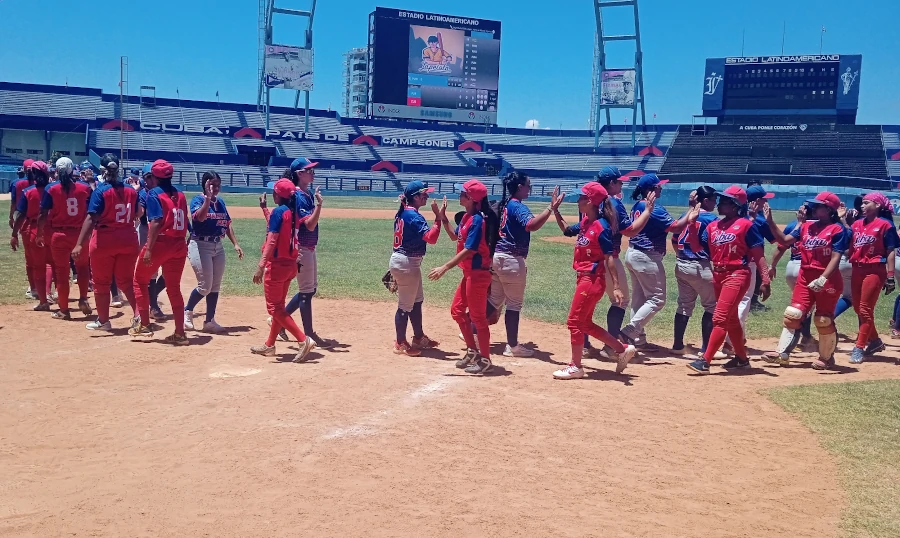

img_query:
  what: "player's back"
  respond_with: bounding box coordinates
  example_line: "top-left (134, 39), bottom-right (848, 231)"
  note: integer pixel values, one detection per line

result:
top-left (149, 187), bottom-right (189, 239)
top-left (46, 182), bottom-right (91, 228)
top-left (90, 182), bottom-right (139, 230)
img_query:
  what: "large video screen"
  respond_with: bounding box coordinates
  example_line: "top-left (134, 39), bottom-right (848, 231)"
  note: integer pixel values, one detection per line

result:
top-left (368, 7), bottom-right (501, 125)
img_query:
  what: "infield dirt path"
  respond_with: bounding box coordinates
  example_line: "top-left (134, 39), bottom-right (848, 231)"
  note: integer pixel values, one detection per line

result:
top-left (2, 283), bottom-right (899, 537)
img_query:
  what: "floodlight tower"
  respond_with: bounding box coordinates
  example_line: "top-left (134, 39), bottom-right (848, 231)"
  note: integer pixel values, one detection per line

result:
top-left (590, 0), bottom-right (647, 148)
top-left (257, 0), bottom-right (317, 131)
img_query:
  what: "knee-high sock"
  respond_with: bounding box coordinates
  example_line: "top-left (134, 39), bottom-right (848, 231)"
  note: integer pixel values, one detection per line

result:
top-left (296, 293), bottom-right (314, 335)
top-left (606, 305), bottom-right (626, 339)
top-left (110, 278), bottom-right (118, 297)
top-left (801, 314), bottom-right (813, 338)
top-left (185, 289), bottom-right (204, 312)
top-left (205, 292), bottom-right (219, 322)
top-left (395, 308), bottom-right (409, 343)
top-left (701, 312), bottom-right (713, 353)
top-left (286, 292), bottom-right (301, 315)
top-left (409, 301), bottom-right (424, 338)
top-left (148, 278), bottom-right (159, 309)
top-left (834, 296), bottom-right (853, 318)
top-left (893, 294), bottom-right (900, 330)
top-left (505, 309), bottom-right (520, 347)
top-left (673, 313), bottom-right (689, 349)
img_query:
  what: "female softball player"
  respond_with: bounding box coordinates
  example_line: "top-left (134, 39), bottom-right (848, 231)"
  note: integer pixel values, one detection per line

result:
top-left (9, 159), bottom-right (37, 299)
top-left (672, 186), bottom-right (719, 356)
top-left (485, 172), bottom-right (556, 357)
top-left (551, 182), bottom-right (638, 379)
top-left (137, 163), bottom-right (168, 321)
top-left (183, 171), bottom-right (244, 333)
top-left (620, 173), bottom-right (694, 346)
top-left (72, 154), bottom-right (140, 331)
top-left (845, 192), bottom-right (897, 363)
top-left (428, 179), bottom-right (498, 375)
top-left (251, 179), bottom-right (315, 363)
top-left (35, 158), bottom-right (92, 319)
top-left (10, 161), bottom-right (54, 310)
top-left (130, 160), bottom-right (190, 345)
top-left (763, 192), bottom-right (848, 370)
top-left (389, 180), bottom-right (445, 356)
top-left (687, 186), bottom-right (771, 374)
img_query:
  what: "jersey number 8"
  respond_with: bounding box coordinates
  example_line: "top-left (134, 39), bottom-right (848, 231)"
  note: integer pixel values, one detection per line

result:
top-left (65, 197), bottom-right (79, 217)
top-left (393, 219), bottom-right (404, 249)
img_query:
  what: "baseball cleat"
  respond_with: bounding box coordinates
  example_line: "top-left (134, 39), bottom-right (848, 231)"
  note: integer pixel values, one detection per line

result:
top-left (464, 356), bottom-right (493, 375)
top-left (618, 325), bottom-right (639, 345)
top-left (110, 295), bottom-right (124, 308)
top-left (183, 310), bottom-right (195, 331)
top-left (722, 357), bottom-right (751, 370)
top-left (864, 338), bottom-right (885, 357)
top-left (278, 328), bottom-right (289, 342)
top-left (150, 306), bottom-right (167, 321)
top-left (33, 303), bottom-right (51, 312)
top-left (78, 299), bottom-right (93, 316)
top-left (456, 349), bottom-right (477, 369)
top-left (670, 346), bottom-right (688, 356)
top-left (393, 341), bottom-right (421, 357)
top-left (686, 359), bottom-right (711, 374)
top-left (202, 320), bottom-right (225, 334)
top-left (411, 334), bottom-right (439, 349)
top-left (86, 320), bottom-right (112, 331)
top-left (615, 345), bottom-right (637, 374)
top-left (553, 363), bottom-right (585, 380)
top-left (293, 337), bottom-right (316, 363)
top-left (309, 333), bottom-right (336, 349)
top-left (503, 344), bottom-right (534, 358)
top-left (812, 356), bottom-right (836, 370)
top-left (164, 333), bottom-right (190, 346)
top-left (51, 310), bottom-right (71, 320)
top-left (128, 324), bottom-right (154, 338)
top-left (25, 288), bottom-right (37, 299)
top-left (250, 344), bottom-right (276, 357)
top-left (849, 347), bottom-right (865, 365)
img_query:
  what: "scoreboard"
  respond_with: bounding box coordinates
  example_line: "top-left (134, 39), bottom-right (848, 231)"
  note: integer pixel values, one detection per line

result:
top-left (702, 54), bottom-right (862, 123)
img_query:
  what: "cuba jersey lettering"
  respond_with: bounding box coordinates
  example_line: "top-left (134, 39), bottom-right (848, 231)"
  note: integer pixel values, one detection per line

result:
top-left (782, 221), bottom-right (802, 261)
top-left (609, 197), bottom-right (632, 257)
top-left (676, 210), bottom-right (717, 260)
top-left (849, 217), bottom-right (899, 264)
top-left (456, 212), bottom-right (491, 271)
top-left (629, 200), bottom-right (674, 254)
top-left (190, 195), bottom-right (232, 238)
top-left (702, 216), bottom-right (764, 267)
top-left (146, 187), bottom-right (189, 239)
top-left (572, 217), bottom-right (614, 273)
top-left (88, 182), bottom-right (139, 229)
top-left (790, 221), bottom-right (848, 270)
top-left (495, 199), bottom-right (534, 258)
top-left (393, 207), bottom-right (439, 257)
top-left (268, 205), bottom-right (299, 261)
top-left (295, 188), bottom-right (318, 249)
top-left (41, 182), bottom-right (91, 228)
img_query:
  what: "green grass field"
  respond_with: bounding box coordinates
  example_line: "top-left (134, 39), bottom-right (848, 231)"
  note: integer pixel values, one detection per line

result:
top-left (769, 381), bottom-right (900, 538)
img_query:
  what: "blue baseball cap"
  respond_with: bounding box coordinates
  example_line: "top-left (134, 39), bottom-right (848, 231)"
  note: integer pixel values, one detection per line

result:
top-left (403, 180), bottom-right (435, 198)
top-left (746, 185), bottom-right (774, 201)
top-left (141, 163), bottom-right (152, 176)
top-left (290, 157), bottom-right (319, 173)
top-left (129, 167), bottom-right (141, 177)
top-left (637, 173), bottom-right (668, 190)
top-left (598, 166), bottom-right (622, 180)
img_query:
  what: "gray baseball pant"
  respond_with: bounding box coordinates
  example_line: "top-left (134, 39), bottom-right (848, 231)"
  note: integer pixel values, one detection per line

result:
top-left (624, 247), bottom-right (666, 333)
top-left (675, 257), bottom-right (716, 317)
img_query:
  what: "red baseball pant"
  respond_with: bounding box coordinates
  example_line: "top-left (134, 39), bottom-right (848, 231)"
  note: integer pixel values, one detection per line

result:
top-left (23, 229), bottom-right (54, 303)
top-left (89, 229), bottom-right (139, 323)
top-left (134, 237), bottom-right (187, 331)
top-left (851, 264), bottom-right (886, 348)
top-left (791, 268), bottom-right (842, 318)
top-left (50, 229), bottom-right (90, 312)
top-left (264, 260), bottom-right (306, 346)
top-left (567, 272), bottom-right (625, 367)
top-left (704, 268), bottom-right (752, 363)
top-left (451, 269), bottom-right (492, 358)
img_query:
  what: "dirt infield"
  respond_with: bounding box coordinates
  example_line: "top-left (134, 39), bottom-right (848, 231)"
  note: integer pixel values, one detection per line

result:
top-left (3, 284), bottom-right (900, 537)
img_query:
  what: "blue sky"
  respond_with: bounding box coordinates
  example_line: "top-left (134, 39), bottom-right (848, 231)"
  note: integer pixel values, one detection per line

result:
top-left (1, 0), bottom-right (898, 128)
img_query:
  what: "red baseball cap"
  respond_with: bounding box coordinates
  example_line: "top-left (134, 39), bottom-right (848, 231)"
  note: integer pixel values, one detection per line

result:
top-left (456, 179), bottom-right (488, 203)
top-left (30, 161), bottom-right (49, 173)
top-left (717, 185), bottom-right (748, 206)
top-left (23, 159), bottom-right (34, 169)
top-left (580, 182), bottom-right (609, 206)
top-left (806, 191), bottom-right (841, 210)
top-left (273, 178), bottom-right (296, 199)
top-left (150, 159), bottom-right (174, 179)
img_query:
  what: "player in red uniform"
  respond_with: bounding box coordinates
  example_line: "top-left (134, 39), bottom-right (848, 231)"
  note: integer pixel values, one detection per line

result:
top-left (428, 179), bottom-right (498, 375)
top-left (35, 157), bottom-right (93, 319)
top-left (250, 179), bottom-right (315, 363)
top-left (687, 186), bottom-right (771, 374)
top-left (72, 154), bottom-right (140, 331)
top-left (845, 192), bottom-right (898, 363)
top-left (550, 183), bottom-right (639, 379)
top-left (10, 161), bottom-right (55, 310)
top-left (129, 160), bottom-right (191, 345)
top-left (763, 192), bottom-right (848, 370)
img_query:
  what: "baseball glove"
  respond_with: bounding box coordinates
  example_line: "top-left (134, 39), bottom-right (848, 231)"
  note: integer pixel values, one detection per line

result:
top-left (382, 271), bottom-right (398, 294)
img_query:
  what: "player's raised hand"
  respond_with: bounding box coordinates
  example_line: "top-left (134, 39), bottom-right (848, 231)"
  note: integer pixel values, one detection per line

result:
top-left (205, 181), bottom-right (215, 199)
top-left (837, 202), bottom-right (847, 221)
top-left (687, 204), bottom-right (700, 224)
top-left (431, 198), bottom-right (441, 219)
top-left (314, 186), bottom-right (323, 206)
top-left (762, 202), bottom-right (773, 221)
top-left (644, 190), bottom-right (657, 209)
top-left (439, 196), bottom-right (448, 221)
top-left (259, 193), bottom-right (267, 209)
top-left (550, 187), bottom-right (565, 212)
top-left (797, 205), bottom-right (807, 223)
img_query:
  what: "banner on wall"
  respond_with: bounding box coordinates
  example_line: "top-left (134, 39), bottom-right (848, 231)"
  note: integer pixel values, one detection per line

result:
top-left (600, 69), bottom-right (636, 106)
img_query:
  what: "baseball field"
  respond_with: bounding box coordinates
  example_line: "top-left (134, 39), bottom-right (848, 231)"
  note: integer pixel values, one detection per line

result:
top-left (1, 194), bottom-right (899, 537)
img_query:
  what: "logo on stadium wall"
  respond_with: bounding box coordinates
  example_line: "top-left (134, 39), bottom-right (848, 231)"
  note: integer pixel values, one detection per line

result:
top-left (704, 72), bottom-right (723, 95)
top-left (800, 124), bottom-right (808, 131)
top-left (378, 105), bottom-right (386, 113)
top-left (139, 122), bottom-right (230, 135)
top-left (371, 161), bottom-right (400, 172)
top-left (101, 119), bottom-right (135, 131)
top-left (638, 146), bottom-right (664, 156)
top-left (353, 135), bottom-right (379, 146)
top-left (468, 112), bottom-right (476, 119)
top-left (890, 151), bottom-right (900, 161)
top-left (233, 127), bottom-right (264, 139)
top-left (458, 141), bottom-right (483, 152)
top-left (841, 68), bottom-right (859, 95)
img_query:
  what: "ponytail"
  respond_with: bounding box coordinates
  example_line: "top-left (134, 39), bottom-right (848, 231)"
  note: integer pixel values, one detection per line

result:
top-left (499, 171), bottom-right (528, 223)
top-left (879, 205), bottom-right (895, 223)
top-left (737, 203), bottom-right (749, 219)
top-left (631, 185), bottom-right (644, 201)
top-left (601, 199), bottom-right (619, 236)
top-left (59, 169), bottom-right (75, 195)
top-left (395, 194), bottom-right (407, 221)
top-left (480, 197), bottom-right (501, 257)
top-left (287, 192), bottom-right (298, 255)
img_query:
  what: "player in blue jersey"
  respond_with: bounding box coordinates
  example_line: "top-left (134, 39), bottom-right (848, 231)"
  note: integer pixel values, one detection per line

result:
top-left (389, 180), bottom-right (446, 356)
top-left (183, 171), bottom-right (244, 333)
top-left (136, 163), bottom-right (169, 321)
top-left (619, 173), bottom-right (695, 347)
top-left (484, 171), bottom-right (557, 358)
top-left (671, 186), bottom-right (719, 357)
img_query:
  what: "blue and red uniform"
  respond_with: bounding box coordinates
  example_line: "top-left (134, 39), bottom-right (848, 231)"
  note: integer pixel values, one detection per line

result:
top-left (629, 200), bottom-right (675, 254)
top-left (848, 216), bottom-right (899, 347)
top-left (261, 204), bottom-right (307, 346)
top-left (42, 181), bottom-right (92, 311)
top-left (676, 209), bottom-right (717, 260)
top-left (565, 216), bottom-right (628, 353)
top-left (788, 220), bottom-right (848, 317)
top-left (87, 182), bottom-right (140, 323)
top-left (451, 212), bottom-right (493, 358)
top-left (393, 206), bottom-right (441, 257)
top-left (134, 187), bottom-right (189, 330)
top-left (781, 221), bottom-right (803, 262)
top-left (700, 215), bottom-right (767, 362)
top-left (17, 185), bottom-right (54, 303)
top-left (496, 198), bottom-right (533, 258)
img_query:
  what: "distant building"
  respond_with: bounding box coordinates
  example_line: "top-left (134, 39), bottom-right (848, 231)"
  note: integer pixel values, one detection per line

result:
top-left (342, 47), bottom-right (368, 118)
